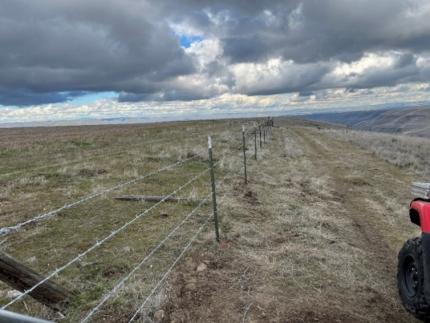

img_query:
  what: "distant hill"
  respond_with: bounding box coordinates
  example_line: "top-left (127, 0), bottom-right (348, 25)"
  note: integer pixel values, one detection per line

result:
top-left (304, 107), bottom-right (430, 137)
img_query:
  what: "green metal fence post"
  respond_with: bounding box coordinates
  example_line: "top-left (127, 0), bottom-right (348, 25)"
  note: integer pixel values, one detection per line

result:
top-left (242, 126), bottom-right (248, 184)
top-left (259, 126), bottom-right (262, 148)
top-left (263, 126), bottom-right (266, 143)
top-left (208, 136), bottom-right (220, 242)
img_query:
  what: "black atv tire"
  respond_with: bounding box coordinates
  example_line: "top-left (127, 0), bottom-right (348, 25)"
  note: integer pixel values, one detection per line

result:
top-left (398, 237), bottom-right (430, 320)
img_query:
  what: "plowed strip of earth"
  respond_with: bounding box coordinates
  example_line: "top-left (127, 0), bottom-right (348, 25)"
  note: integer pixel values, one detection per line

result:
top-left (145, 120), bottom-right (420, 323)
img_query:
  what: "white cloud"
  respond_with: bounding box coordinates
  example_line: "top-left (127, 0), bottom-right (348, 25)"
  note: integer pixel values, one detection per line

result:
top-left (332, 52), bottom-right (396, 77)
top-left (2, 83), bottom-right (430, 125)
top-left (185, 38), bottom-right (223, 69)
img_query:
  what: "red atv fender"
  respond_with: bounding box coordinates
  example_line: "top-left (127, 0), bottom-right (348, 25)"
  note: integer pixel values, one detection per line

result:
top-left (410, 199), bottom-right (430, 300)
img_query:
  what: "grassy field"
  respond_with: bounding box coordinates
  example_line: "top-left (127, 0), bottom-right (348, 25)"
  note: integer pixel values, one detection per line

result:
top-left (323, 127), bottom-right (430, 178)
top-left (0, 119), bottom-right (254, 321)
top-left (0, 118), bottom-right (426, 322)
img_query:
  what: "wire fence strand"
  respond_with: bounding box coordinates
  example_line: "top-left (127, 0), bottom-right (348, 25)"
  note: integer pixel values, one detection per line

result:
top-left (81, 169), bottom-right (227, 322)
top-left (128, 216), bottom-right (211, 323)
top-left (0, 156), bottom-right (198, 236)
top-left (80, 193), bottom-right (212, 322)
top-left (1, 166), bottom-right (213, 310)
top-left (128, 215), bottom-right (212, 323)
top-left (128, 188), bottom-right (229, 323)
top-left (0, 122), bottom-right (267, 321)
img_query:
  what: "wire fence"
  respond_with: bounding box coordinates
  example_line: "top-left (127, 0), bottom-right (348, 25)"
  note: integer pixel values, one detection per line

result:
top-left (1, 165), bottom-right (215, 310)
top-left (127, 188), bottom-right (230, 323)
top-left (0, 118), bottom-right (275, 322)
top-left (0, 155), bottom-right (198, 236)
top-left (80, 179), bottom-right (228, 323)
top-left (129, 215), bottom-right (212, 323)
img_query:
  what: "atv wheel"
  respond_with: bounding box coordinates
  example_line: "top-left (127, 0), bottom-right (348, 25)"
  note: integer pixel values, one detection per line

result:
top-left (398, 237), bottom-right (430, 320)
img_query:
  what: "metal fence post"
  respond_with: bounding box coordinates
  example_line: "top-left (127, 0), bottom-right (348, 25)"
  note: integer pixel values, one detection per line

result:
top-left (254, 130), bottom-right (257, 160)
top-left (242, 126), bottom-right (248, 184)
top-left (208, 136), bottom-right (220, 242)
top-left (259, 126), bottom-right (262, 148)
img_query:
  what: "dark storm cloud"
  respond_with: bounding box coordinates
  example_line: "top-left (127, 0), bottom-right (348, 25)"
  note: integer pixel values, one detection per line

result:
top-left (0, 0), bottom-right (194, 105)
top-left (0, 88), bottom-right (83, 106)
top-left (1, 0), bottom-right (430, 105)
top-left (118, 89), bottom-right (211, 102)
top-left (200, 0), bottom-right (430, 64)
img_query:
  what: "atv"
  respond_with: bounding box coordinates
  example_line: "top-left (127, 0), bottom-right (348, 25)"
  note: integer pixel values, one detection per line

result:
top-left (398, 182), bottom-right (430, 320)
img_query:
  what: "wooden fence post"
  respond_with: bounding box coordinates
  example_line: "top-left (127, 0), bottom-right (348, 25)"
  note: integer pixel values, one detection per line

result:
top-left (0, 254), bottom-right (71, 311)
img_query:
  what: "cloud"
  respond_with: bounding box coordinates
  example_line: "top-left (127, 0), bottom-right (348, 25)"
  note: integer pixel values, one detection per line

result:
top-left (3, 84), bottom-right (430, 124)
top-left (1, 0), bottom-right (430, 107)
top-left (0, 0), bottom-right (194, 104)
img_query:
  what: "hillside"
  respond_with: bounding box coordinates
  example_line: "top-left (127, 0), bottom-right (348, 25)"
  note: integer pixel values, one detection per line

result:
top-left (304, 107), bottom-right (430, 137)
top-left (0, 119), bottom-right (425, 322)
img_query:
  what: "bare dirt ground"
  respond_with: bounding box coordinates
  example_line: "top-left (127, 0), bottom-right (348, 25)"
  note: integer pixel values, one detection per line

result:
top-left (152, 119), bottom-right (420, 323)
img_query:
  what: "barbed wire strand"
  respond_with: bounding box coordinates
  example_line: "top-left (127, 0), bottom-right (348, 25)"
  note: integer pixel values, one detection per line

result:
top-left (0, 156), bottom-right (199, 236)
top-left (80, 170), bottom-right (228, 322)
top-left (128, 214), bottom-right (212, 323)
top-left (80, 193), bottom-right (212, 322)
top-left (1, 165), bottom-right (214, 310)
top-left (128, 192), bottom-right (229, 323)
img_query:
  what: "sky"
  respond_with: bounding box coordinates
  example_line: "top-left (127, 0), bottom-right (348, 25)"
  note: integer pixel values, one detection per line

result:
top-left (1, 0), bottom-right (430, 124)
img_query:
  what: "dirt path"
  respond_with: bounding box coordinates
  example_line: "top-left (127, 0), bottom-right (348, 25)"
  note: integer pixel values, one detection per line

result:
top-left (148, 121), bottom-right (420, 323)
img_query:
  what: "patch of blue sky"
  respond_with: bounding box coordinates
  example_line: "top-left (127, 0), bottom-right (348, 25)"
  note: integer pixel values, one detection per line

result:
top-left (179, 34), bottom-right (203, 48)
top-left (69, 91), bottom-right (118, 105)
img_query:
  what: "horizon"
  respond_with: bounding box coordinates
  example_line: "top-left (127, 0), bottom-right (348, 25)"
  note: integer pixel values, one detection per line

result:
top-left (2, 101), bottom-right (429, 129)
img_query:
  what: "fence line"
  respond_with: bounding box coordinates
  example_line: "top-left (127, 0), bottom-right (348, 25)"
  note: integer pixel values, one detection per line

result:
top-left (81, 170), bottom-right (228, 322)
top-left (80, 192), bottom-right (212, 322)
top-left (0, 120), bottom-right (273, 321)
top-left (1, 123), bottom-right (235, 180)
top-left (0, 156), bottom-right (198, 236)
top-left (2, 165), bottom-right (215, 310)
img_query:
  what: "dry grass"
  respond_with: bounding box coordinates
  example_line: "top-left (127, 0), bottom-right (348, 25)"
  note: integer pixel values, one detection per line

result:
top-left (0, 119), bottom-right (255, 321)
top-left (0, 118), bottom-right (422, 322)
top-left (155, 120), bottom-right (418, 323)
top-left (323, 128), bottom-right (430, 179)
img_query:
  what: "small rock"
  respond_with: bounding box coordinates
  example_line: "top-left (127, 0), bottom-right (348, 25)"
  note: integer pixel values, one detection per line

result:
top-left (153, 309), bottom-right (165, 322)
top-left (196, 263), bottom-right (207, 272)
top-left (123, 246), bottom-right (132, 253)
